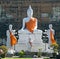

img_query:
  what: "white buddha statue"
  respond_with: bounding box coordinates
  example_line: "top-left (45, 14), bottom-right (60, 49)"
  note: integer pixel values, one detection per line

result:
top-left (45, 24), bottom-right (55, 48)
top-left (21, 5), bottom-right (37, 33)
top-left (6, 24), bottom-right (16, 48)
top-left (17, 5), bottom-right (44, 52)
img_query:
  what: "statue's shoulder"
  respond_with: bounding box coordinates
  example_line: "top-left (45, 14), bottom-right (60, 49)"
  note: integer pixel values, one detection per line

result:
top-left (23, 17), bottom-right (28, 20)
top-left (23, 17), bottom-right (29, 22)
top-left (6, 30), bottom-right (10, 35)
top-left (50, 28), bottom-right (54, 31)
top-left (48, 29), bottom-right (54, 32)
top-left (33, 17), bottom-right (37, 19)
top-left (32, 17), bottom-right (37, 21)
top-left (7, 30), bottom-right (9, 32)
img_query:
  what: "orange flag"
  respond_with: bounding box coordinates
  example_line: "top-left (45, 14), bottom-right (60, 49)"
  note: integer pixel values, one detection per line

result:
top-left (50, 30), bottom-right (56, 45)
top-left (10, 32), bottom-right (17, 46)
top-left (25, 18), bottom-right (36, 33)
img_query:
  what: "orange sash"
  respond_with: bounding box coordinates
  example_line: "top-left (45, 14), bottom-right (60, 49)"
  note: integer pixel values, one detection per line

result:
top-left (25, 18), bottom-right (36, 33)
top-left (10, 32), bottom-right (17, 46)
top-left (50, 30), bottom-right (56, 45)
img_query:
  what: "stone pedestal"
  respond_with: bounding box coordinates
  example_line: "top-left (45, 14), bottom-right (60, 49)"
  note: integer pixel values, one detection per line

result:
top-left (15, 29), bottom-right (51, 52)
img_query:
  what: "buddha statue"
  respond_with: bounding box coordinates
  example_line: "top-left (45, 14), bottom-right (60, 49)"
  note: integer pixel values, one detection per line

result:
top-left (21, 5), bottom-right (37, 33)
top-left (6, 24), bottom-right (16, 48)
top-left (45, 24), bottom-right (55, 48)
top-left (17, 5), bottom-right (44, 52)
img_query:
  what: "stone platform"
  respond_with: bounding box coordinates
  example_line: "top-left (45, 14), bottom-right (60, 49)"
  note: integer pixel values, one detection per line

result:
top-left (15, 29), bottom-right (50, 52)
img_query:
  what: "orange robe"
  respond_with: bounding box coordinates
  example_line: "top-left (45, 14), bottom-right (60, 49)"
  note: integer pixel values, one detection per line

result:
top-left (10, 32), bottom-right (17, 46)
top-left (50, 30), bottom-right (56, 45)
top-left (25, 18), bottom-right (36, 33)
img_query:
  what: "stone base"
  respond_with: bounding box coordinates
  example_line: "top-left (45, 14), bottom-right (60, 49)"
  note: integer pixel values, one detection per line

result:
top-left (15, 29), bottom-right (52, 52)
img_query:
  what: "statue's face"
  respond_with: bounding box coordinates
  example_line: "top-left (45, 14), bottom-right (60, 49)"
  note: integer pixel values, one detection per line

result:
top-left (9, 24), bottom-right (12, 31)
top-left (27, 9), bottom-right (33, 17)
top-left (49, 24), bottom-right (52, 29)
top-left (27, 5), bottom-right (33, 18)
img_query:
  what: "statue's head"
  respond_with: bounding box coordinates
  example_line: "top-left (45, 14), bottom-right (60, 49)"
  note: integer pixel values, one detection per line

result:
top-left (9, 24), bottom-right (12, 31)
top-left (27, 5), bottom-right (33, 18)
top-left (49, 24), bottom-right (52, 29)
